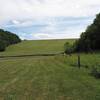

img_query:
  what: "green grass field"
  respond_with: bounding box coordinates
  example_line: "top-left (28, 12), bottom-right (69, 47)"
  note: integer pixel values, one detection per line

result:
top-left (0, 39), bottom-right (100, 100)
top-left (0, 39), bottom-right (74, 56)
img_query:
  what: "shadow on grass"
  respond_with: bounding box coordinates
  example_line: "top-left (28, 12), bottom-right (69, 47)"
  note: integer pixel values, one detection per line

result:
top-left (0, 52), bottom-right (64, 59)
top-left (70, 64), bottom-right (89, 69)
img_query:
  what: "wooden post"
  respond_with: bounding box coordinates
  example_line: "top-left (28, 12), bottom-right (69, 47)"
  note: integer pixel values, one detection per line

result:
top-left (78, 53), bottom-right (81, 68)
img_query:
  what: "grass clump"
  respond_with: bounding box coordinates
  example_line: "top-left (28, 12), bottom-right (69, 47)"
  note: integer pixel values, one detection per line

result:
top-left (91, 65), bottom-right (100, 79)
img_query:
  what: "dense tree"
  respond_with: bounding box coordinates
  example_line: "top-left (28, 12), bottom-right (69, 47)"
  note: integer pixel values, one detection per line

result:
top-left (0, 29), bottom-right (21, 51)
top-left (75, 13), bottom-right (100, 52)
top-left (0, 40), bottom-right (6, 51)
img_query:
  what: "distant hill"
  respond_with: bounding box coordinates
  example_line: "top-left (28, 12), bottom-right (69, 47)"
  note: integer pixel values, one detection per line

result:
top-left (0, 29), bottom-right (21, 51)
top-left (0, 39), bottom-right (75, 56)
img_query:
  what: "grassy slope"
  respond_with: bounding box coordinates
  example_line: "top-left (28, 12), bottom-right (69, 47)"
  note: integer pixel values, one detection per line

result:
top-left (0, 39), bottom-right (74, 56)
top-left (0, 39), bottom-right (100, 100)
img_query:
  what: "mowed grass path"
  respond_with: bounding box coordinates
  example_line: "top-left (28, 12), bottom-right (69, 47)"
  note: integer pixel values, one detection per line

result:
top-left (0, 39), bottom-right (100, 100)
top-left (0, 55), bottom-right (100, 100)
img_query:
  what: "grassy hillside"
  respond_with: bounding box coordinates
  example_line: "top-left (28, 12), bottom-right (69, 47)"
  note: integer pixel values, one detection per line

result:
top-left (0, 39), bottom-right (75, 56)
top-left (0, 39), bottom-right (100, 100)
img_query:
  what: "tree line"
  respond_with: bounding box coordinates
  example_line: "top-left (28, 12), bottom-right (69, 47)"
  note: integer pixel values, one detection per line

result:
top-left (65, 13), bottom-right (100, 54)
top-left (0, 29), bottom-right (21, 51)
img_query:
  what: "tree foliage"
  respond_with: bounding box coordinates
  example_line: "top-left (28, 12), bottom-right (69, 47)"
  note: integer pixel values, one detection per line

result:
top-left (0, 29), bottom-right (21, 51)
top-left (75, 13), bottom-right (100, 52)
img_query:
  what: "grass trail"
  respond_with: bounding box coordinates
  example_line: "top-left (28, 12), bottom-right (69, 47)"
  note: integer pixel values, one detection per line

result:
top-left (0, 55), bottom-right (100, 100)
top-left (0, 39), bottom-right (100, 100)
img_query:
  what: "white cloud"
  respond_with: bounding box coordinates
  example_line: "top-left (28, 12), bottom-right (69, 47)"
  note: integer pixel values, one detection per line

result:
top-left (0, 0), bottom-right (100, 23)
top-left (31, 32), bottom-right (80, 40)
top-left (12, 20), bottom-right (20, 25)
top-left (2, 17), bottom-right (94, 40)
top-left (0, 0), bottom-right (100, 39)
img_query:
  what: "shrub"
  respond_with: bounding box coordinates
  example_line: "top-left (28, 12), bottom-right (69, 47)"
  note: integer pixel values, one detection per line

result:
top-left (0, 40), bottom-right (6, 51)
top-left (64, 42), bottom-right (75, 55)
top-left (91, 65), bottom-right (100, 79)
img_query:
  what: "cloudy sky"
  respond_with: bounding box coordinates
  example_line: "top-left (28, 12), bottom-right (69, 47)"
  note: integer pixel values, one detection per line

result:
top-left (0, 0), bottom-right (100, 40)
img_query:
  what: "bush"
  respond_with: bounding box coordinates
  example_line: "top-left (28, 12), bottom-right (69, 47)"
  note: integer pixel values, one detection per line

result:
top-left (0, 40), bottom-right (6, 51)
top-left (91, 65), bottom-right (100, 79)
top-left (64, 42), bottom-right (75, 55)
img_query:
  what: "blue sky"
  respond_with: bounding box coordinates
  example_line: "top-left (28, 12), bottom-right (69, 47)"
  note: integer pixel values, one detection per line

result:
top-left (0, 0), bottom-right (100, 40)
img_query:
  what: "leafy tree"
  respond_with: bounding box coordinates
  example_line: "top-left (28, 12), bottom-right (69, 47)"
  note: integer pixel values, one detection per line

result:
top-left (0, 29), bottom-right (21, 51)
top-left (0, 40), bottom-right (6, 51)
top-left (75, 13), bottom-right (100, 52)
